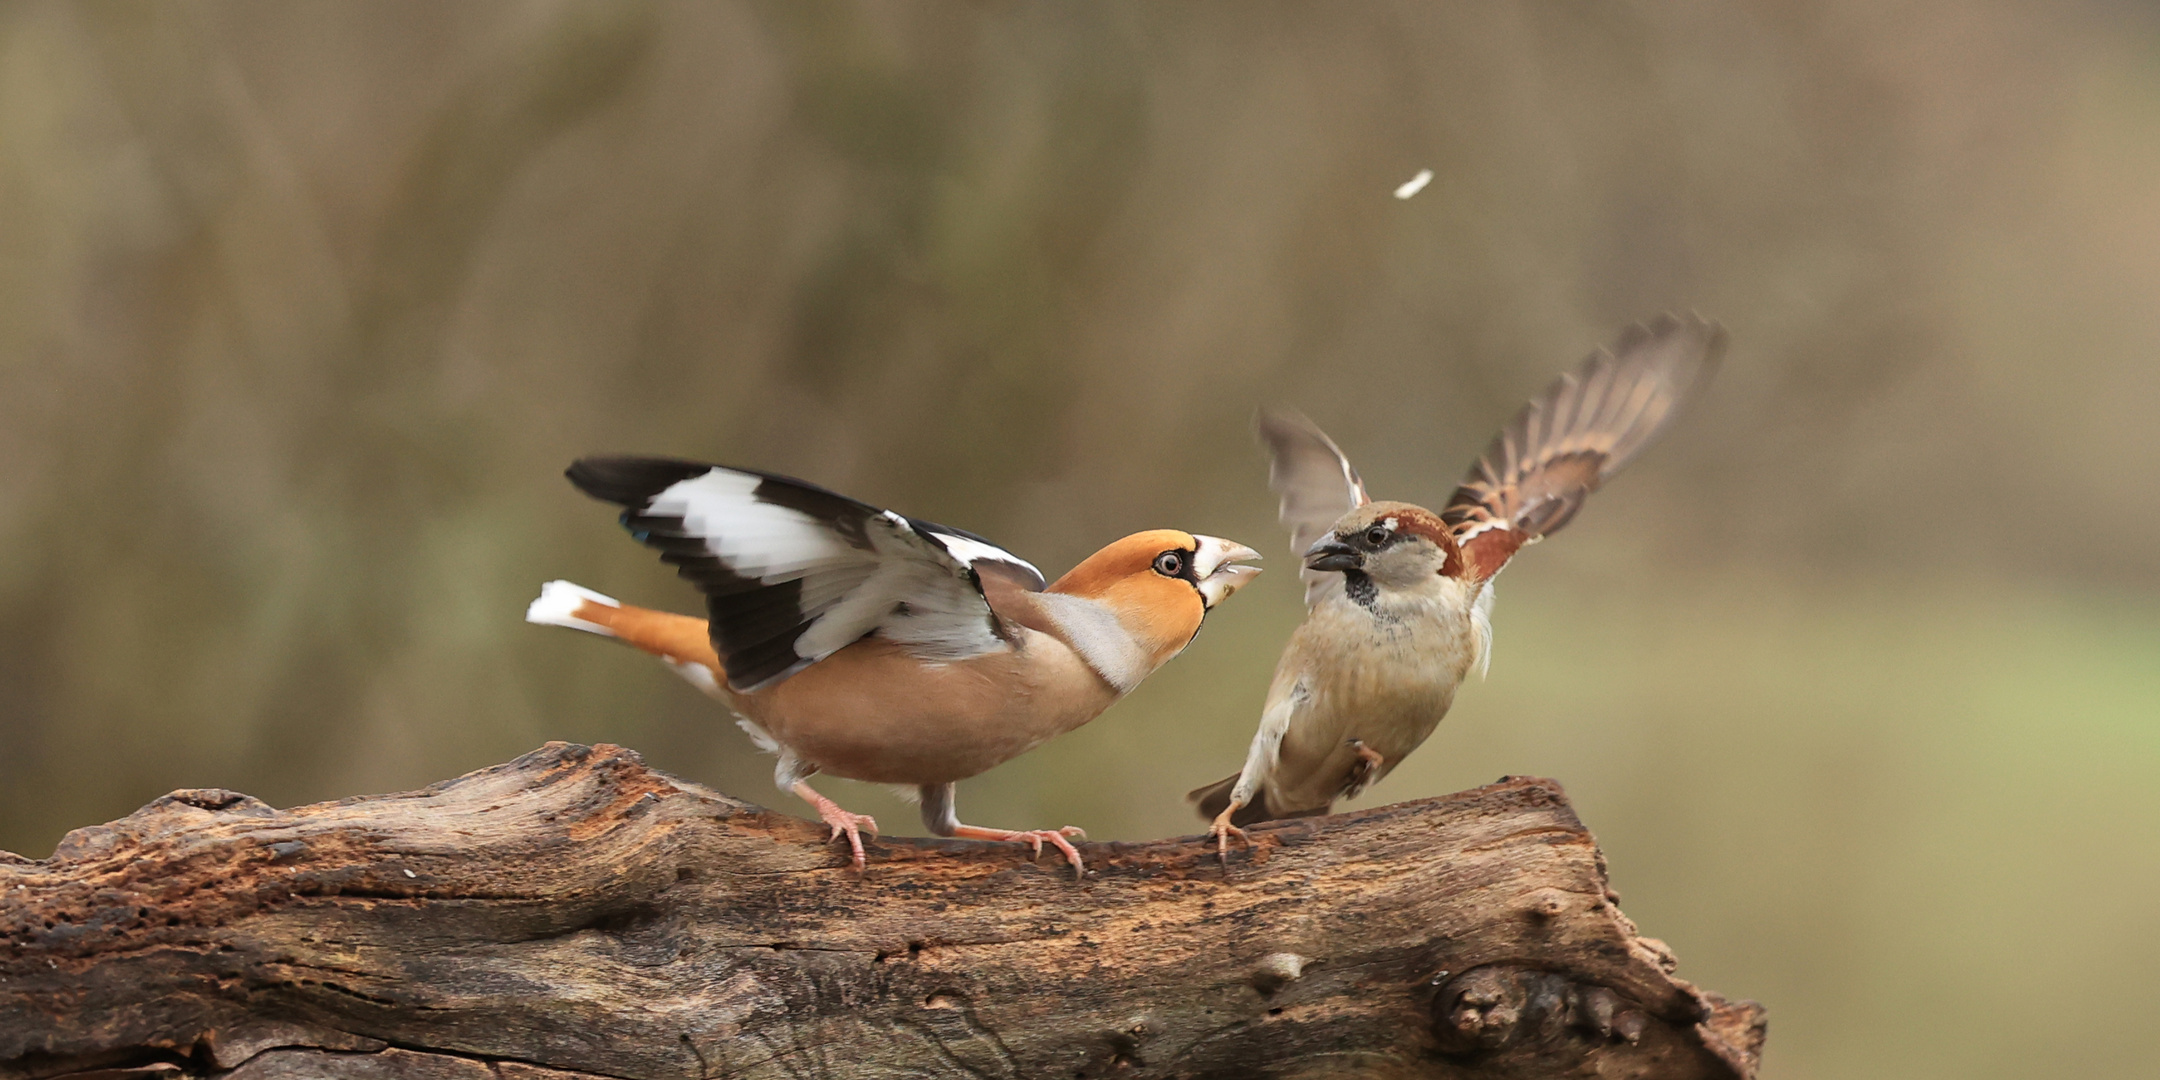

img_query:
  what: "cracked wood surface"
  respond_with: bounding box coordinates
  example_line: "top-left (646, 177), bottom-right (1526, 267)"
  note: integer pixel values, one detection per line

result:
top-left (0, 742), bottom-right (1764, 1079)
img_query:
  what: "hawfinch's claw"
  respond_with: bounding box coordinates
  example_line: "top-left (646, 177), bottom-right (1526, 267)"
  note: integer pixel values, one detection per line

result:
top-left (1017, 829), bottom-right (1086, 879)
top-left (823, 812), bottom-right (879, 844)
top-left (1207, 810), bottom-right (1250, 867)
top-left (792, 782), bottom-right (879, 872)
top-left (948, 824), bottom-right (1088, 879)
top-left (1040, 829), bottom-right (1086, 879)
top-left (817, 810), bottom-right (878, 872)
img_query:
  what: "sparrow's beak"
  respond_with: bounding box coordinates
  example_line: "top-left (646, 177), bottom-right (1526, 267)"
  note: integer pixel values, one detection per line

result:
top-left (1303, 537), bottom-right (1362, 573)
top-left (1191, 535), bottom-right (1262, 609)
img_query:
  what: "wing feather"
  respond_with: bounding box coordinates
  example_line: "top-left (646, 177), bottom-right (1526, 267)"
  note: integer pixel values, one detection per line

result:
top-left (1256, 410), bottom-right (1371, 606)
top-left (567, 457), bottom-right (1044, 693)
top-left (1442, 313), bottom-right (1726, 580)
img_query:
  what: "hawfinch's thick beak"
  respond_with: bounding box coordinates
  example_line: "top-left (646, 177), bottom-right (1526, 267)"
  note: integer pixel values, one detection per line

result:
top-left (1192, 535), bottom-right (1262, 609)
top-left (1303, 537), bottom-right (1362, 573)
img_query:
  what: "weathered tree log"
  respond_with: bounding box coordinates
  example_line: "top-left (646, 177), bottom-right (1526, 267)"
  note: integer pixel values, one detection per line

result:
top-left (1, 743), bottom-right (1764, 1079)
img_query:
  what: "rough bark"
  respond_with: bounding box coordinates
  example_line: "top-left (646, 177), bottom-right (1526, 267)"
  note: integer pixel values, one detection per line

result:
top-left (0, 742), bottom-right (1765, 1079)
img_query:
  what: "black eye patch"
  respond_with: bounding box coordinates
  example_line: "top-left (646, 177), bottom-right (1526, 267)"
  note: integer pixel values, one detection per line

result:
top-left (1152, 549), bottom-right (1197, 581)
top-left (1348, 524), bottom-right (1409, 551)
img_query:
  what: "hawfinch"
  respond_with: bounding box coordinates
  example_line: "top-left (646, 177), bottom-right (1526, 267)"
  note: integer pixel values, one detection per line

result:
top-left (1191, 313), bottom-right (1726, 858)
top-left (528, 457), bottom-right (1261, 876)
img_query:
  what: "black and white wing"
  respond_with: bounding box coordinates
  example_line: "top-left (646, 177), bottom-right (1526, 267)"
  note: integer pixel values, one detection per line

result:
top-left (1256, 410), bottom-right (1370, 606)
top-left (567, 457), bottom-right (1046, 693)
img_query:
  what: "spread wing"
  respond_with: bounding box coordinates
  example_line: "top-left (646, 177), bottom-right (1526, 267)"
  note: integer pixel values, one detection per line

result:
top-left (1257, 410), bottom-right (1370, 606)
top-left (1442, 312), bottom-right (1726, 581)
top-left (567, 457), bottom-right (1046, 693)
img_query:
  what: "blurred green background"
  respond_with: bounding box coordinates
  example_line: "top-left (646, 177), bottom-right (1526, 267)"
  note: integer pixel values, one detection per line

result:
top-left (3, 2), bottom-right (2157, 1076)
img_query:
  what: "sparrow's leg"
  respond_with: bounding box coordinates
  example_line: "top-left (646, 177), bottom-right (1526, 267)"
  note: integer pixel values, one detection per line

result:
top-left (1211, 693), bottom-right (1300, 864)
top-left (1341, 738), bottom-right (1386, 799)
top-left (791, 781), bottom-right (879, 872)
top-left (919, 783), bottom-right (1087, 879)
top-left (1207, 803), bottom-right (1250, 864)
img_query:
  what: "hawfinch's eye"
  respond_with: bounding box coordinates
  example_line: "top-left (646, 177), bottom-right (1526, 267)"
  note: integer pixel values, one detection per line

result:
top-left (1365, 525), bottom-right (1390, 546)
top-left (1152, 551), bottom-right (1186, 577)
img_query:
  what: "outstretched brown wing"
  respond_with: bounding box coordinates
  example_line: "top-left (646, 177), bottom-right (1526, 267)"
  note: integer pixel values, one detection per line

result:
top-left (1442, 313), bottom-right (1726, 581)
top-left (1257, 409), bottom-right (1371, 606)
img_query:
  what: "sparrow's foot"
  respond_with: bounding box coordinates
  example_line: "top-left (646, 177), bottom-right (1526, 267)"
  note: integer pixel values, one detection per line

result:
top-left (791, 782), bottom-right (879, 872)
top-left (1343, 738), bottom-right (1386, 798)
top-left (1208, 808), bottom-right (1250, 867)
top-left (947, 823), bottom-right (1087, 879)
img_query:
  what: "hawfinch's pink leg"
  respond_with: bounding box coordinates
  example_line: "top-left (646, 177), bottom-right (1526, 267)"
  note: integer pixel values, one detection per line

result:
top-left (791, 782), bottom-right (879, 872)
top-left (918, 782), bottom-right (1086, 878)
top-left (944, 823), bottom-right (1089, 879)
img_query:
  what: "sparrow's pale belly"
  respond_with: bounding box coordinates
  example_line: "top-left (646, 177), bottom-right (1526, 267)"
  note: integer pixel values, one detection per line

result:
top-left (1270, 599), bottom-right (1482, 810)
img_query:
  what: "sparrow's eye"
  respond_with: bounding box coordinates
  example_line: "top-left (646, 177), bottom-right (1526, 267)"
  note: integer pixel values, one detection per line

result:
top-left (1365, 525), bottom-right (1390, 546)
top-left (1152, 550), bottom-right (1186, 578)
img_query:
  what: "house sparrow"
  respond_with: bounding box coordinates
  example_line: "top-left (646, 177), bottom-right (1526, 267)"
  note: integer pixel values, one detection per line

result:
top-left (529, 457), bottom-right (1261, 876)
top-left (1191, 313), bottom-right (1726, 859)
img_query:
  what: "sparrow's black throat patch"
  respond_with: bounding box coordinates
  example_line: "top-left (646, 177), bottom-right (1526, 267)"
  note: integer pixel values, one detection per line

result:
top-left (1342, 569), bottom-right (1378, 608)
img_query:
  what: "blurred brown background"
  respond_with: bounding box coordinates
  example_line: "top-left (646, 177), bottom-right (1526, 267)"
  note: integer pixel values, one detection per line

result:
top-left (4, 2), bottom-right (2158, 1076)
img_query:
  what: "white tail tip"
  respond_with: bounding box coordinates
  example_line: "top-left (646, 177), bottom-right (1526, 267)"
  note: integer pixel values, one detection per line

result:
top-left (526, 580), bottom-right (620, 636)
